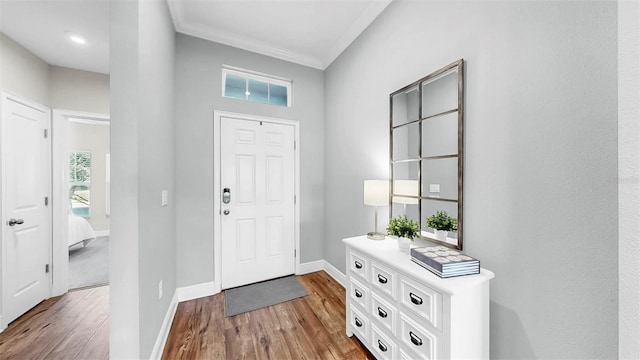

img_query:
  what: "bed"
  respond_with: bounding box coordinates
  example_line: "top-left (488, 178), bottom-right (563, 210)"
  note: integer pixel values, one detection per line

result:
top-left (68, 215), bottom-right (96, 247)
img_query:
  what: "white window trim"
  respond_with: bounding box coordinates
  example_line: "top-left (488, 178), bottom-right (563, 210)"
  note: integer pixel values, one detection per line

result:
top-left (222, 66), bottom-right (293, 107)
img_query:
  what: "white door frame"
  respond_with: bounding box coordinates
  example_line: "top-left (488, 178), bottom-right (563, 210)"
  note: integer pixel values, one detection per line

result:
top-left (0, 91), bottom-right (52, 331)
top-left (51, 109), bottom-right (109, 296)
top-left (213, 111), bottom-right (300, 293)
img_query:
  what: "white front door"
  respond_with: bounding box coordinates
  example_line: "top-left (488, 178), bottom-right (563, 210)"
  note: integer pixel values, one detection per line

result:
top-left (1, 92), bottom-right (51, 328)
top-left (220, 117), bottom-right (295, 289)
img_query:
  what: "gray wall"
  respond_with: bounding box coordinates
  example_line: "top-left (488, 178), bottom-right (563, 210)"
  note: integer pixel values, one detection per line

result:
top-left (324, 1), bottom-right (617, 358)
top-left (174, 34), bottom-right (325, 287)
top-left (0, 33), bottom-right (50, 105)
top-left (0, 35), bottom-right (109, 114)
top-left (110, 0), bottom-right (176, 358)
top-left (618, 0), bottom-right (640, 358)
top-left (50, 65), bottom-right (110, 114)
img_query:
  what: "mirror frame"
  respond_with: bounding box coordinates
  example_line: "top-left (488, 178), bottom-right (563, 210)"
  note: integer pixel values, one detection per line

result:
top-left (389, 59), bottom-right (464, 250)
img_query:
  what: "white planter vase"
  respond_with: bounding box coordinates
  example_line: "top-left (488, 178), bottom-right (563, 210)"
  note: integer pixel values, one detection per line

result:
top-left (434, 230), bottom-right (448, 241)
top-left (397, 237), bottom-right (411, 254)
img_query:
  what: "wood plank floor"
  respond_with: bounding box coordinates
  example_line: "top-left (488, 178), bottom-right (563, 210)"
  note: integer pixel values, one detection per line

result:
top-left (162, 271), bottom-right (374, 360)
top-left (0, 271), bottom-right (370, 360)
top-left (0, 285), bottom-right (109, 360)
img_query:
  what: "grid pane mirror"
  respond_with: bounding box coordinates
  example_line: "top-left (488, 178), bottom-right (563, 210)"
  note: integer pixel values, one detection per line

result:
top-left (389, 59), bottom-right (464, 249)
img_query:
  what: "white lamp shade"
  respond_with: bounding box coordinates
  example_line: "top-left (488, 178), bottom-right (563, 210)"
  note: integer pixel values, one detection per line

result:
top-left (393, 180), bottom-right (419, 205)
top-left (364, 180), bottom-right (389, 206)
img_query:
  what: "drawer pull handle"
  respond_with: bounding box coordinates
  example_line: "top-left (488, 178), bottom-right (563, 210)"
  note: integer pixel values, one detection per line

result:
top-left (377, 307), bottom-right (388, 318)
top-left (354, 261), bottom-right (363, 269)
top-left (355, 317), bottom-right (363, 327)
top-left (377, 274), bottom-right (388, 284)
top-left (410, 331), bottom-right (423, 346)
top-left (378, 340), bottom-right (388, 352)
top-left (409, 292), bottom-right (423, 305)
top-left (354, 289), bottom-right (363, 298)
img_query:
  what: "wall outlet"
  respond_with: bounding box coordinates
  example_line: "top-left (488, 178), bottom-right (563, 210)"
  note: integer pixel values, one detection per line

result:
top-left (158, 280), bottom-right (163, 300)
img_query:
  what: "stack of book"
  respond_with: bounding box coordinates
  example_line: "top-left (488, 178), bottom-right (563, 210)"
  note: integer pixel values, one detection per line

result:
top-left (410, 246), bottom-right (480, 278)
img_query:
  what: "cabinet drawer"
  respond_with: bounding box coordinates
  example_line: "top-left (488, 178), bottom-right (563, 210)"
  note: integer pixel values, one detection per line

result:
top-left (349, 277), bottom-right (369, 310)
top-left (399, 314), bottom-right (438, 360)
top-left (371, 261), bottom-right (397, 300)
top-left (349, 305), bottom-right (369, 341)
top-left (371, 324), bottom-right (397, 360)
top-left (371, 292), bottom-right (396, 334)
top-left (350, 251), bottom-right (369, 280)
top-left (399, 276), bottom-right (442, 329)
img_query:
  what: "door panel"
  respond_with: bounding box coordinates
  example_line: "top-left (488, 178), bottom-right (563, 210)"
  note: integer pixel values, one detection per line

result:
top-left (220, 117), bottom-right (295, 289)
top-left (1, 92), bottom-right (51, 327)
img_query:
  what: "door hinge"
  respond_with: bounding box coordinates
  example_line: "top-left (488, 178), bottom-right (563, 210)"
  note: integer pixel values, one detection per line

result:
top-left (294, 249), bottom-right (297, 258)
top-left (45, 197), bottom-right (49, 206)
top-left (45, 264), bottom-right (50, 273)
top-left (294, 195), bottom-right (296, 204)
top-left (294, 141), bottom-right (296, 150)
top-left (44, 129), bottom-right (48, 138)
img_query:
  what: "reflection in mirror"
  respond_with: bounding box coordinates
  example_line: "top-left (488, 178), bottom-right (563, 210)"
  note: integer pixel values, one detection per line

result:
top-left (421, 158), bottom-right (458, 201)
top-left (391, 85), bottom-right (419, 127)
top-left (391, 201), bottom-right (419, 225)
top-left (421, 199), bottom-right (458, 247)
top-left (422, 68), bottom-right (458, 118)
top-left (390, 59), bottom-right (463, 249)
top-left (392, 122), bottom-right (420, 161)
top-left (422, 111), bottom-right (458, 157)
top-left (392, 161), bottom-right (419, 183)
top-left (392, 180), bottom-right (419, 213)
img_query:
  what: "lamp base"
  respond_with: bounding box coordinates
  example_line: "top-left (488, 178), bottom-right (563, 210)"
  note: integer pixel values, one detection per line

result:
top-left (367, 232), bottom-right (386, 240)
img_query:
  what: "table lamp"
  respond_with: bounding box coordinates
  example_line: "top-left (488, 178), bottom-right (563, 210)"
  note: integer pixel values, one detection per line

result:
top-left (364, 180), bottom-right (389, 240)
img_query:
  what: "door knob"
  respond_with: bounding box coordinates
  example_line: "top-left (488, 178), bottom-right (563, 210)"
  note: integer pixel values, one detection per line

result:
top-left (8, 218), bottom-right (24, 226)
top-left (223, 210), bottom-right (230, 215)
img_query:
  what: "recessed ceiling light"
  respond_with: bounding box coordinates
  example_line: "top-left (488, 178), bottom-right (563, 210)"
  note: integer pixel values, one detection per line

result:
top-left (65, 31), bottom-right (87, 45)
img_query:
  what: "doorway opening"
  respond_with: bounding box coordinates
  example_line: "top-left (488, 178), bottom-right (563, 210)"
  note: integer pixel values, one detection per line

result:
top-left (52, 110), bottom-right (110, 294)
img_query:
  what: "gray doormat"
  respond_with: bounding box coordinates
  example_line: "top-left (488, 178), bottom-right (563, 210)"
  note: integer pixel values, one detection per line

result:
top-left (224, 275), bottom-right (306, 317)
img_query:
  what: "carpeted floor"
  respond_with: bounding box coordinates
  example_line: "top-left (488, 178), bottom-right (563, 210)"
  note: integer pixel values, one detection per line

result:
top-left (69, 236), bottom-right (109, 289)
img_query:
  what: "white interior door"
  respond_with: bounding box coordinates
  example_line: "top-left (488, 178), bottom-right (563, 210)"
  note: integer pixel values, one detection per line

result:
top-left (220, 117), bottom-right (295, 289)
top-left (1, 92), bottom-right (51, 328)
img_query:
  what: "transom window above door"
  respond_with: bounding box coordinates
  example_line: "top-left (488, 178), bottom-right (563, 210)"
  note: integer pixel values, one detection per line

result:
top-left (222, 66), bottom-right (292, 107)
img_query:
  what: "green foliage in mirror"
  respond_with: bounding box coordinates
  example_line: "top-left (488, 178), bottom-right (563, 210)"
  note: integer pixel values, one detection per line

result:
top-left (426, 211), bottom-right (458, 232)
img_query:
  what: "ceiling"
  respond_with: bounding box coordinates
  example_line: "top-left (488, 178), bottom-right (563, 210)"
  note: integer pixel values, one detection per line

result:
top-left (0, 0), bottom-right (392, 75)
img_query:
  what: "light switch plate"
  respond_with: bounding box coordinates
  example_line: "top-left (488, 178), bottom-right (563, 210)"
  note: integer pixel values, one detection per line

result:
top-left (429, 184), bottom-right (441, 193)
top-left (161, 190), bottom-right (168, 207)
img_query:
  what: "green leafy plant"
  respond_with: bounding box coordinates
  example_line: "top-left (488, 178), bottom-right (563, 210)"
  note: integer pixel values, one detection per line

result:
top-left (386, 215), bottom-right (420, 240)
top-left (426, 211), bottom-right (458, 232)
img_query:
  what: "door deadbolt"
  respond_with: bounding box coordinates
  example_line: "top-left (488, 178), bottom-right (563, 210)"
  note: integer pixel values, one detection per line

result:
top-left (223, 210), bottom-right (230, 215)
top-left (223, 188), bottom-right (231, 204)
top-left (8, 218), bottom-right (24, 226)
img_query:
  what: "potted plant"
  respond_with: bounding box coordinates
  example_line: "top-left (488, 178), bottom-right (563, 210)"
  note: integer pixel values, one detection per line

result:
top-left (426, 211), bottom-right (458, 241)
top-left (387, 215), bottom-right (420, 254)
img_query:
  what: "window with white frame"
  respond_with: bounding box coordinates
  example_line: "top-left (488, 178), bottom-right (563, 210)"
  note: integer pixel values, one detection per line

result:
top-left (222, 67), bottom-right (292, 107)
top-left (69, 151), bottom-right (91, 217)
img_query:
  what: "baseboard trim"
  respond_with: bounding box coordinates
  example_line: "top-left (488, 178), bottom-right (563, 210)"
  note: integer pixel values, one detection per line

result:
top-left (177, 281), bottom-right (217, 302)
top-left (323, 260), bottom-right (346, 288)
top-left (149, 291), bottom-right (179, 360)
top-left (94, 230), bottom-right (110, 237)
top-left (297, 260), bottom-right (324, 275)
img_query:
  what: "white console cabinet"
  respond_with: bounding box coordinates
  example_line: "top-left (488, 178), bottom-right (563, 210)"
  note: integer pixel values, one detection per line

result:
top-left (343, 236), bottom-right (494, 359)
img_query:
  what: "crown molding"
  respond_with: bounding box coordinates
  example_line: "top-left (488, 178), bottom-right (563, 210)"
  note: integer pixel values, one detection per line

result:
top-left (168, 0), bottom-right (393, 70)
